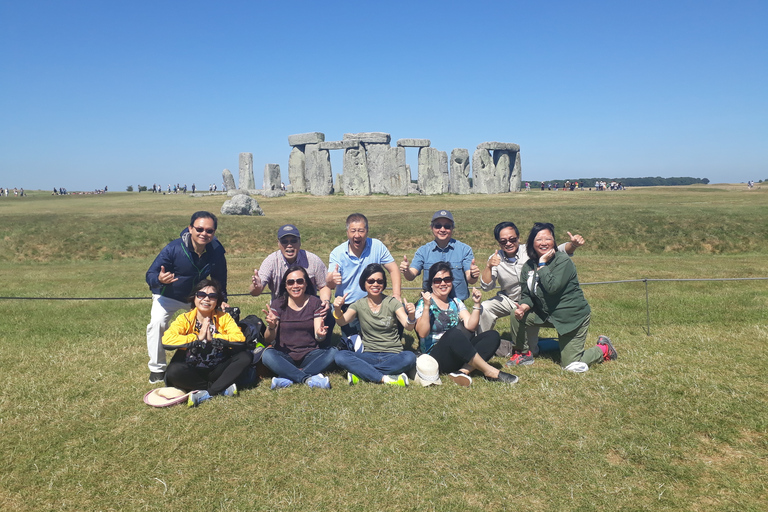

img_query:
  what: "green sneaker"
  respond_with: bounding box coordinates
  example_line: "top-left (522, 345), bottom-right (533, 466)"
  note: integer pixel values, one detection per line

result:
top-left (347, 373), bottom-right (360, 385)
top-left (384, 373), bottom-right (409, 387)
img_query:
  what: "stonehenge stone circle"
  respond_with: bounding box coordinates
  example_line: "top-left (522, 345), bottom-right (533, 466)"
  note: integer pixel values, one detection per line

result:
top-left (234, 133), bottom-right (521, 197)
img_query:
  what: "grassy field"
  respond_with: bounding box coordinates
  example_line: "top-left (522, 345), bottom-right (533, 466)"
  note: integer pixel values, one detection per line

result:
top-left (1, 185), bottom-right (766, 511)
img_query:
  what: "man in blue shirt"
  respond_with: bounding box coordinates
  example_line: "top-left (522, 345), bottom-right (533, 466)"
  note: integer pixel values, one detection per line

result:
top-left (400, 210), bottom-right (479, 301)
top-left (327, 213), bottom-right (401, 336)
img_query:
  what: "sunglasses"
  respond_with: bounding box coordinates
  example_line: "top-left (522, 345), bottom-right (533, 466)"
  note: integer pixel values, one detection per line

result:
top-left (286, 278), bottom-right (306, 286)
top-left (432, 276), bottom-right (454, 284)
top-left (192, 226), bottom-right (215, 235)
top-left (498, 237), bottom-right (519, 245)
top-left (366, 278), bottom-right (385, 285)
top-left (432, 223), bottom-right (454, 230)
top-left (280, 237), bottom-right (299, 245)
top-left (195, 291), bottom-right (218, 300)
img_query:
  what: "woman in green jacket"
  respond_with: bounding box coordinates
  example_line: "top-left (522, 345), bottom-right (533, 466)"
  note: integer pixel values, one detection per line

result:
top-left (515, 223), bottom-right (617, 371)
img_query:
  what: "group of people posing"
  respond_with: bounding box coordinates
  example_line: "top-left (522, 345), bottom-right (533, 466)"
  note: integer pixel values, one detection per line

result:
top-left (145, 210), bottom-right (618, 407)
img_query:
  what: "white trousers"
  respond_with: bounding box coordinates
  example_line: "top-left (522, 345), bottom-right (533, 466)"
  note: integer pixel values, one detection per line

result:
top-left (146, 294), bottom-right (189, 373)
top-left (477, 294), bottom-right (543, 355)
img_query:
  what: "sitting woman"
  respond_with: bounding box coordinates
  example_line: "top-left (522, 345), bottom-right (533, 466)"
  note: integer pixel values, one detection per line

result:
top-left (414, 262), bottom-right (518, 386)
top-left (261, 265), bottom-right (336, 389)
top-left (333, 263), bottom-right (417, 386)
top-left (163, 279), bottom-right (250, 407)
top-left (515, 222), bottom-right (617, 372)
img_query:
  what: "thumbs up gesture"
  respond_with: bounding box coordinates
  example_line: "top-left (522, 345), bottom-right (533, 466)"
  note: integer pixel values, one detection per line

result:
top-left (399, 255), bottom-right (410, 274)
top-left (469, 258), bottom-right (480, 279)
top-left (567, 231), bottom-right (585, 249)
top-left (330, 263), bottom-right (342, 286)
top-left (488, 251), bottom-right (501, 268)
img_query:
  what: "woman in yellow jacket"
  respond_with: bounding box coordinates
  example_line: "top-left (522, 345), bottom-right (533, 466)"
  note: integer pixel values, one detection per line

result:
top-left (162, 279), bottom-right (248, 406)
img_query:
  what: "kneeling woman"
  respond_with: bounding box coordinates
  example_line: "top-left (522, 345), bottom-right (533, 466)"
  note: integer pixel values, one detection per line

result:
top-left (163, 279), bottom-right (250, 406)
top-left (515, 222), bottom-right (617, 371)
top-left (333, 263), bottom-right (417, 386)
top-left (415, 262), bottom-right (518, 385)
top-left (261, 265), bottom-right (336, 389)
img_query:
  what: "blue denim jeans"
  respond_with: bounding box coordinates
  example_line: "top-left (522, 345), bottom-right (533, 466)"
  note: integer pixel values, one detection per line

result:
top-left (334, 350), bottom-right (416, 383)
top-left (261, 347), bottom-right (338, 384)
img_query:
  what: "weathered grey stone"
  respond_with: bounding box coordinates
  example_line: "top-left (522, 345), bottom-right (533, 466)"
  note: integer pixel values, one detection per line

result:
top-left (493, 150), bottom-right (512, 193)
top-left (288, 147), bottom-right (306, 193)
top-left (335, 173), bottom-right (344, 194)
top-left (510, 150), bottom-right (522, 192)
top-left (396, 138), bottom-right (431, 148)
top-left (408, 182), bottom-right (420, 195)
top-left (222, 169), bottom-right (236, 192)
top-left (472, 149), bottom-right (494, 194)
top-left (288, 132), bottom-right (325, 146)
top-left (342, 146), bottom-right (371, 196)
top-left (238, 153), bottom-right (256, 191)
top-left (343, 132), bottom-right (391, 144)
top-left (450, 149), bottom-right (471, 195)
top-left (477, 142), bottom-right (521, 152)
top-left (364, 143), bottom-right (392, 194)
top-left (220, 194), bottom-right (264, 216)
top-left (262, 164), bottom-right (285, 197)
top-left (385, 146), bottom-right (408, 196)
top-left (440, 151), bottom-right (449, 194)
top-left (318, 140), bottom-right (359, 150)
top-left (418, 147), bottom-right (446, 195)
top-left (306, 146), bottom-right (334, 196)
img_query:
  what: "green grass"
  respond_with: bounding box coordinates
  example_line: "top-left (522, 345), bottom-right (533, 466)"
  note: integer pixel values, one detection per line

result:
top-left (1, 185), bottom-right (766, 510)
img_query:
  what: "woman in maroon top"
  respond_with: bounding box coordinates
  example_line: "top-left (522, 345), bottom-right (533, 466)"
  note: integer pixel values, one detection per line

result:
top-left (261, 265), bottom-right (336, 389)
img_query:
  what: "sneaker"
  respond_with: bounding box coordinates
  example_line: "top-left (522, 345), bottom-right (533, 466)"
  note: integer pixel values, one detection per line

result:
top-left (506, 350), bottom-right (534, 367)
top-left (222, 383), bottom-right (237, 397)
top-left (347, 373), bottom-right (360, 385)
top-left (270, 377), bottom-right (293, 390)
top-left (597, 335), bottom-right (618, 361)
top-left (306, 374), bottom-right (331, 389)
top-left (484, 371), bottom-right (519, 384)
top-left (187, 390), bottom-right (212, 407)
top-left (383, 373), bottom-right (409, 387)
top-left (149, 371), bottom-right (165, 384)
top-left (448, 372), bottom-right (473, 387)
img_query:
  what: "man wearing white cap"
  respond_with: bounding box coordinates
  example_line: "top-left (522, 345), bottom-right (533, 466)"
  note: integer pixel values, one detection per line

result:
top-left (400, 210), bottom-right (480, 301)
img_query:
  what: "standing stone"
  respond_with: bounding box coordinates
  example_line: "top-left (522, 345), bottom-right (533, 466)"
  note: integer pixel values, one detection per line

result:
top-left (493, 150), bottom-right (512, 193)
top-left (262, 164), bottom-right (285, 197)
top-left (222, 169), bottom-right (236, 192)
top-left (450, 149), bottom-right (471, 194)
top-left (363, 143), bottom-right (391, 194)
top-left (418, 147), bottom-right (444, 195)
top-left (306, 147), bottom-right (333, 196)
top-left (472, 149), bottom-right (494, 194)
top-left (385, 147), bottom-right (408, 196)
top-left (238, 153), bottom-right (255, 191)
top-left (439, 151), bottom-right (449, 194)
top-left (288, 147), bottom-right (306, 193)
top-left (510, 151), bottom-right (522, 192)
top-left (342, 146), bottom-right (371, 196)
top-left (335, 173), bottom-right (344, 194)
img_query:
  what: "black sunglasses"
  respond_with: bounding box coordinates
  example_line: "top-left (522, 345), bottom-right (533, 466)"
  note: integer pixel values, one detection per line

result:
top-left (280, 237), bottom-right (299, 245)
top-left (432, 276), bottom-right (454, 284)
top-left (498, 237), bottom-right (519, 245)
top-left (192, 226), bottom-right (215, 235)
top-left (286, 278), bottom-right (305, 286)
top-left (366, 278), bottom-right (385, 285)
top-left (195, 291), bottom-right (218, 300)
top-left (432, 223), bottom-right (454, 230)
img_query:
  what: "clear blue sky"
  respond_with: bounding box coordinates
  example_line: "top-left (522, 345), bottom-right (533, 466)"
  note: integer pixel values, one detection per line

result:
top-left (2, 0), bottom-right (766, 191)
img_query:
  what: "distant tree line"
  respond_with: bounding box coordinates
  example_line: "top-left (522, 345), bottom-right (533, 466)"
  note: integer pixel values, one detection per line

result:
top-left (525, 177), bottom-right (710, 188)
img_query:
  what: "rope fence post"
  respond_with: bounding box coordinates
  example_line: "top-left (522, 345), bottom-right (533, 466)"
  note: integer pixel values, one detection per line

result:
top-left (644, 278), bottom-right (650, 336)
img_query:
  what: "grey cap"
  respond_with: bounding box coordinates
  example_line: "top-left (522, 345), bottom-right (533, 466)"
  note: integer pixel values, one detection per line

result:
top-left (277, 224), bottom-right (300, 239)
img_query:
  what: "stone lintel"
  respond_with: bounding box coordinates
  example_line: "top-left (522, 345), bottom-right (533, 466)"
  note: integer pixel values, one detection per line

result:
top-left (288, 132), bottom-right (325, 146)
top-left (396, 138), bottom-right (431, 148)
top-left (343, 132), bottom-right (391, 144)
top-left (318, 140), bottom-right (359, 150)
top-left (476, 142), bottom-right (521, 152)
